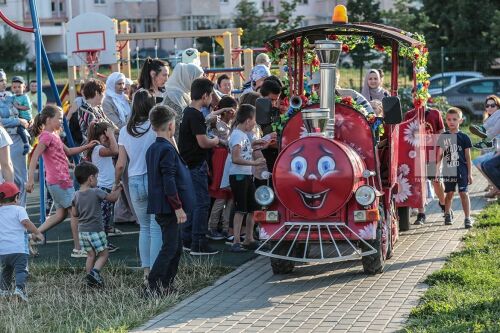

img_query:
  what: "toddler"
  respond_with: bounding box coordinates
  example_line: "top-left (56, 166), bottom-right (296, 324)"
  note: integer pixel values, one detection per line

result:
top-left (11, 76), bottom-right (32, 154)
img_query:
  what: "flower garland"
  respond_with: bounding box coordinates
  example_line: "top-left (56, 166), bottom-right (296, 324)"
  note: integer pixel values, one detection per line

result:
top-left (266, 30), bottom-right (430, 111)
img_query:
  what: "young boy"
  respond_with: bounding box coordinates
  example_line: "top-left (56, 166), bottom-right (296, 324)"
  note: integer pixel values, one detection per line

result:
top-left (0, 182), bottom-right (44, 301)
top-left (178, 78), bottom-right (220, 255)
top-left (72, 161), bottom-right (122, 287)
top-left (436, 107), bottom-right (473, 228)
top-left (10, 76), bottom-right (32, 155)
top-left (145, 105), bottom-right (194, 295)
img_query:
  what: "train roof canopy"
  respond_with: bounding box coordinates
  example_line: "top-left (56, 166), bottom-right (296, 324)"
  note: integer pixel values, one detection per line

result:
top-left (266, 23), bottom-right (424, 48)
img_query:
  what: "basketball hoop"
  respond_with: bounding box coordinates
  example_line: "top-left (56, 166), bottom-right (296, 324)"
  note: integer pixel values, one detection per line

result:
top-left (72, 49), bottom-right (101, 77)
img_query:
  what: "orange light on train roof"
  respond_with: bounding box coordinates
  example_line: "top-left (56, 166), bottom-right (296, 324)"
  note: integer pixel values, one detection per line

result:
top-left (332, 5), bottom-right (348, 23)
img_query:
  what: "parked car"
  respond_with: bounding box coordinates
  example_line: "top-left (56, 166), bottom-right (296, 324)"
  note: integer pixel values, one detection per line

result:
top-left (434, 77), bottom-right (500, 117)
top-left (428, 71), bottom-right (483, 96)
top-left (46, 52), bottom-right (68, 70)
top-left (131, 48), bottom-right (168, 66)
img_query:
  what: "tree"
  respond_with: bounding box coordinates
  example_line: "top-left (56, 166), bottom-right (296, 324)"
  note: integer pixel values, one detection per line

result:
top-left (234, 0), bottom-right (304, 47)
top-left (422, 0), bottom-right (499, 73)
top-left (275, 0), bottom-right (304, 32)
top-left (0, 29), bottom-right (28, 70)
top-left (381, 0), bottom-right (434, 34)
top-left (234, 0), bottom-right (272, 47)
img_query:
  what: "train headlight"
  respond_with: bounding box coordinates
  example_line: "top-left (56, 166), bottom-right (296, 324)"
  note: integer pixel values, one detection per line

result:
top-left (355, 185), bottom-right (376, 206)
top-left (255, 185), bottom-right (275, 207)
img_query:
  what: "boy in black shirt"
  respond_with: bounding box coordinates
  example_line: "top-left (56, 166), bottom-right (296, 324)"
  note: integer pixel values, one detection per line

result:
top-left (178, 78), bottom-right (220, 255)
top-left (436, 107), bottom-right (473, 228)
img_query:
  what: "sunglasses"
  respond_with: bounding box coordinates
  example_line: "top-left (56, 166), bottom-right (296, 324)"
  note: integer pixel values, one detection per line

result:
top-left (485, 103), bottom-right (497, 108)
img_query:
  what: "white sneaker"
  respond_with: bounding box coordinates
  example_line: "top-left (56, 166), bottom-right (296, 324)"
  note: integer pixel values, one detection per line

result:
top-left (71, 249), bottom-right (87, 258)
top-left (13, 288), bottom-right (28, 302)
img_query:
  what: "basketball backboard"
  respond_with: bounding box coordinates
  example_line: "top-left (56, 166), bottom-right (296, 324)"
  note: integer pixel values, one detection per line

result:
top-left (66, 12), bottom-right (117, 67)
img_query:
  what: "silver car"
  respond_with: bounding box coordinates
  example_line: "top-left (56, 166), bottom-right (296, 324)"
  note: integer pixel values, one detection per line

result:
top-left (428, 71), bottom-right (483, 96)
top-left (435, 77), bottom-right (500, 117)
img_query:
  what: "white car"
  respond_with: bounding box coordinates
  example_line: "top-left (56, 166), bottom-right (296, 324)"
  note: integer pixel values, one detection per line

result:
top-left (428, 71), bottom-right (483, 96)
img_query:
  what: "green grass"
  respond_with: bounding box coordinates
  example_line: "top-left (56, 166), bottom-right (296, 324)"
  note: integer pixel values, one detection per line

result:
top-left (0, 258), bottom-right (232, 333)
top-left (404, 202), bottom-right (500, 333)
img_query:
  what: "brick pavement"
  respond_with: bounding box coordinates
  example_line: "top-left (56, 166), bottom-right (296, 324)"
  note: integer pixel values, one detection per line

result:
top-left (135, 172), bottom-right (490, 333)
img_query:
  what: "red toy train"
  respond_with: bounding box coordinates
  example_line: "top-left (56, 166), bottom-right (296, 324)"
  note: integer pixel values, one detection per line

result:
top-left (252, 7), bottom-right (430, 274)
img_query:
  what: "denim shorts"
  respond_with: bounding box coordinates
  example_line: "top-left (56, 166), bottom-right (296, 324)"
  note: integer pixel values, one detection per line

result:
top-left (47, 184), bottom-right (75, 209)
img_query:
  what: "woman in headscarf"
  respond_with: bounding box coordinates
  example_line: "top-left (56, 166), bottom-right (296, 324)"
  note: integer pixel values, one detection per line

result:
top-left (361, 69), bottom-right (389, 102)
top-left (162, 63), bottom-right (204, 140)
top-left (102, 72), bottom-right (132, 129)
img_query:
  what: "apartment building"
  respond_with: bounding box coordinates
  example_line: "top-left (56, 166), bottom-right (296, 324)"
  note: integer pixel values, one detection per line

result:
top-left (0, 0), bottom-right (395, 56)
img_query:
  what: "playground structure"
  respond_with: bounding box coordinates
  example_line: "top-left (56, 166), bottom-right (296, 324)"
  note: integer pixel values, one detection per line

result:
top-left (0, 1), bottom-right (78, 227)
top-left (65, 12), bottom-right (261, 101)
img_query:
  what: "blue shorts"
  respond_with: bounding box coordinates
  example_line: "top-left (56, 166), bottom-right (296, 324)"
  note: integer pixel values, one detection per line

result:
top-left (47, 184), bottom-right (75, 209)
top-left (443, 171), bottom-right (468, 193)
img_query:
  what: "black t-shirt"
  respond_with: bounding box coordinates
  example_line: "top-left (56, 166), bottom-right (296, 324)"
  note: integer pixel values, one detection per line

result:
top-left (437, 130), bottom-right (472, 178)
top-left (179, 106), bottom-right (208, 168)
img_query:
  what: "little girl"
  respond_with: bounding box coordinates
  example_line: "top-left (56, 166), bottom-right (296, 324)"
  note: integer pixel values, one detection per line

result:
top-left (227, 104), bottom-right (266, 252)
top-left (26, 105), bottom-right (98, 258)
top-left (87, 122), bottom-right (120, 252)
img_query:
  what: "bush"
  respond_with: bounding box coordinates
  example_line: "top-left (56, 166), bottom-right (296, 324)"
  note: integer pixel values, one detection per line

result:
top-left (0, 29), bottom-right (29, 70)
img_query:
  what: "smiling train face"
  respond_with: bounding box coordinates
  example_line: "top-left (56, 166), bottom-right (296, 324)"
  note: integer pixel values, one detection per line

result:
top-left (273, 136), bottom-right (365, 219)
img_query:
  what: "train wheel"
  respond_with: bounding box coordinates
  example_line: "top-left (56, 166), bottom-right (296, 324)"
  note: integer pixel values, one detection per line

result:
top-left (269, 241), bottom-right (295, 274)
top-left (361, 226), bottom-right (386, 275)
top-left (397, 206), bottom-right (410, 231)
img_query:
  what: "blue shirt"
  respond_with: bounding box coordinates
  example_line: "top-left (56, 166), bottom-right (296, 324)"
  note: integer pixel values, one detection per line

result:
top-left (438, 130), bottom-right (472, 177)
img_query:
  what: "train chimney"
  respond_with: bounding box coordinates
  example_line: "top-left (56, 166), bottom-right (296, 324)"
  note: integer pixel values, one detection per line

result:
top-left (314, 40), bottom-right (342, 139)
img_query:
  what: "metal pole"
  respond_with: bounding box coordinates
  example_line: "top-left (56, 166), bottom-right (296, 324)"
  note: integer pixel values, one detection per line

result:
top-left (27, 0), bottom-right (45, 226)
top-left (440, 46), bottom-right (445, 95)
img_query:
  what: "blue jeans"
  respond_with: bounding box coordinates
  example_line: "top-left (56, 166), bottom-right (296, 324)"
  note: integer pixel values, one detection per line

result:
top-left (482, 154), bottom-right (500, 189)
top-left (148, 213), bottom-right (182, 292)
top-left (129, 174), bottom-right (162, 268)
top-left (0, 253), bottom-right (28, 291)
top-left (182, 162), bottom-right (210, 246)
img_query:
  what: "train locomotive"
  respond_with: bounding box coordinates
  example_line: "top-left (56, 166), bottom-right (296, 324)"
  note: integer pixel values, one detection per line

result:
top-left (252, 7), bottom-right (429, 275)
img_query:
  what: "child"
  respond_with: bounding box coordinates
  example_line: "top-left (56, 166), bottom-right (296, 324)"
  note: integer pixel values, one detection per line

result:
top-left (72, 161), bottom-right (122, 287)
top-left (26, 105), bottom-right (99, 258)
top-left (436, 107), bottom-right (473, 228)
top-left (145, 105), bottom-right (194, 295)
top-left (207, 96), bottom-right (237, 241)
top-left (0, 182), bottom-right (44, 301)
top-left (178, 78), bottom-right (220, 255)
top-left (11, 76), bottom-right (32, 155)
top-left (227, 104), bottom-right (266, 252)
top-left (87, 122), bottom-right (120, 252)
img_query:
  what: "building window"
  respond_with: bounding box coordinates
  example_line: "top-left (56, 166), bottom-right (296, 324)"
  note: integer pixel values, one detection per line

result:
top-left (0, 0), bottom-right (6, 4)
top-left (127, 18), bottom-right (157, 33)
top-left (94, 0), bottom-right (106, 4)
top-left (298, 0), bottom-right (308, 4)
top-left (220, 0), bottom-right (228, 2)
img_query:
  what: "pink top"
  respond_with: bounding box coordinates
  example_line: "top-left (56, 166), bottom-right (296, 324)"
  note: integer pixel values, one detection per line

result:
top-left (39, 131), bottom-right (72, 189)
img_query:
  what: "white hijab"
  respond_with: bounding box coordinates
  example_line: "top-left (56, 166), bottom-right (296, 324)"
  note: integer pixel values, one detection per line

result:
top-left (105, 72), bottom-right (131, 123)
top-left (163, 63), bottom-right (204, 110)
top-left (361, 69), bottom-right (387, 101)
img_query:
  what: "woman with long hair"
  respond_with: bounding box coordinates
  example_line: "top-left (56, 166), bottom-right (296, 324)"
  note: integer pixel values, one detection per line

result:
top-left (114, 89), bottom-right (160, 280)
top-left (138, 58), bottom-right (169, 98)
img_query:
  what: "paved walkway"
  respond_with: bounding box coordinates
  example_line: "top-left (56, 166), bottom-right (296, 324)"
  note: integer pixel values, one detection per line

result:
top-left (136, 172), bottom-right (490, 333)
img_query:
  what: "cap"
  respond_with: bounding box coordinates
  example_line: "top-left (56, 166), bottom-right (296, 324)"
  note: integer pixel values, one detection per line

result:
top-left (11, 76), bottom-right (25, 84)
top-left (251, 64), bottom-right (271, 82)
top-left (0, 69), bottom-right (6, 81)
top-left (0, 182), bottom-right (20, 199)
top-left (182, 48), bottom-right (200, 66)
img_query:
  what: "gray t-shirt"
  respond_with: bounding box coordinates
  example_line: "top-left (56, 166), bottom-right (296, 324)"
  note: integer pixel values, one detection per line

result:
top-left (72, 188), bottom-right (108, 232)
top-left (228, 128), bottom-right (253, 175)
